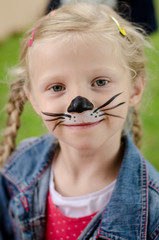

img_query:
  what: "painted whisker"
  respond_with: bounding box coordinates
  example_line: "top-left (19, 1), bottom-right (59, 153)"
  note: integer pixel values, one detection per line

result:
top-left (42, 111), bottom-right (71, 119)
top-left (93, 92), bottom-right (123, 113)
top-left (102, 102), bottom-right (126, 111)
top-left (99, 113), bottom-right (124, 119)
top-left (53, 120), bottom-right (65, 131)
top-left (45, 117), bottom-right (65, 122)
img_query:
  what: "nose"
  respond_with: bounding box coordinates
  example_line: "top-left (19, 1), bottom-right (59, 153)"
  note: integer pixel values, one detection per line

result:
top-left (67, 96), bottom-right (94, 113)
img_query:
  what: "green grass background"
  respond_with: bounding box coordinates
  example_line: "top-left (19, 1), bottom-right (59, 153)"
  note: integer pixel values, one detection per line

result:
top-left (0, 1), bottom-right (159, 169)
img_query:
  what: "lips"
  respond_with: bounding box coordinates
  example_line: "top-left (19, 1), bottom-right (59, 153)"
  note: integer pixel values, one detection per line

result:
top-left (63, 119), bottom-right (103, 128)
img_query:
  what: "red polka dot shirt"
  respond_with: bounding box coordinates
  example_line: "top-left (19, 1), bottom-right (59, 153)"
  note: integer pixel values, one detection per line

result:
top-left (45, 191), bottom-right (97, 240)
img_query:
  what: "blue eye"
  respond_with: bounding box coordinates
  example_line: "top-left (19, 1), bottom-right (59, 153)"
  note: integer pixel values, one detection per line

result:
top-left (51, 85), bottom-right (65, 92)
top-left (93, 79), bottom-right (109, 87)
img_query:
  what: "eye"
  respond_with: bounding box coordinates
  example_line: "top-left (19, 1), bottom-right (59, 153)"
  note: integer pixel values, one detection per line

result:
top-left (93, 79), bottom-right (109, 87)
top-left (50, 85), bottom-right (65, 92)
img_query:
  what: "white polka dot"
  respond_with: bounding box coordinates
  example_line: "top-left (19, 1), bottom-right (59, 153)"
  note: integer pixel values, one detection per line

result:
top-left (52, 223), bottom-right (55, 226)
top-left (53, 213), bottom-right (57, 216)
top-left (66, 237), bottom-right (70, 239)
top-left (67, 227), bottom-right (71, 230)
top-left (82, 221), bottom-right (86, 224)
top-left (63, 220), bottom-right (66, 223)
top-left (57, 221), bottom-right (61, 224)
top-left (56, 230), bottom-right (59, 233)
top-left (73, 233), bottom-right (76, 237)
top-left (75, 225), bottom-right (78, 228)
top-left (62, 229), bottom-right (65, 232)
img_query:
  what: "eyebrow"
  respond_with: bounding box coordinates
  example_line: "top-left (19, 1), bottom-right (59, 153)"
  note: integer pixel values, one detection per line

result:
top-left (37, 74), bottom-right (65, 89)
top-left (37, 66), bottom-right (118, 88)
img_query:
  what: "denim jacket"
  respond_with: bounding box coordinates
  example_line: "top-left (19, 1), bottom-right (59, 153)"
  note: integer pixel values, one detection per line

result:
top-left (0, 134), bottom-right (159, 240)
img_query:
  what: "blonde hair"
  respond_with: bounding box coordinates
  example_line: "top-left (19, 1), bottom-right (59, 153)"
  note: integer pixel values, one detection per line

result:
top-left (0, 2), bottom-right (149, 167)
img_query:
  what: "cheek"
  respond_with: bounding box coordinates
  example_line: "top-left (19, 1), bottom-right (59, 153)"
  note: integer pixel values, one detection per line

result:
top-left (43, 120), bottom-right (56, 133)
top-left (31, 97), bottom-right (66, 117)
top-left (40, 96), bottom-right (68, 113)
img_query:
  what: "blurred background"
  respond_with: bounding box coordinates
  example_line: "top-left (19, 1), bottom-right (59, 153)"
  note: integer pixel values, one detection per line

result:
top-left (0, 0), bottom-right (159, 169)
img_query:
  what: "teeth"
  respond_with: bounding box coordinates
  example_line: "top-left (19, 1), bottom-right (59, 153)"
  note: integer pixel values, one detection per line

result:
top-left (63, 110), bottom-right (103, 125)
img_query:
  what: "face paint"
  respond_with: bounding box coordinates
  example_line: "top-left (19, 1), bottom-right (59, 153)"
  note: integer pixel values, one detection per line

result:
top-left (67, 96), bottom-right (94, 113)
top-left (41, 92), bottom-right (125, 131)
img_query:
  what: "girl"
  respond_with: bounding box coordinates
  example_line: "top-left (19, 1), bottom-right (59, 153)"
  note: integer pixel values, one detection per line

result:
top-left (0, 2), bottom-right (159, 240)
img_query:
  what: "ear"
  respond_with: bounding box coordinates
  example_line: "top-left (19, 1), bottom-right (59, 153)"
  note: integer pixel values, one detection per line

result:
top-left (24, 87), bottom-right (41, 115)
top-left (129, 74), bottom-right (145, 107)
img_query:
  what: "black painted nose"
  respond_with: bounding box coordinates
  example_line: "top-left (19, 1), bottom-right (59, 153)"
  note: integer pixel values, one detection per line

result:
top-left (67, 96), bottom-right (94, 113)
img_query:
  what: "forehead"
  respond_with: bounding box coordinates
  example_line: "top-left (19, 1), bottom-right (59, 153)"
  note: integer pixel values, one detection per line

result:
top-left (28, 34), bottom-right (126, 79)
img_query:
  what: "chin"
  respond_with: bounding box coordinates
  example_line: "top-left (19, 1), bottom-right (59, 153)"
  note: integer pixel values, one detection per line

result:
top-left (73, 142), bottom-right (96, 151)
top-left (63, 136), bottom-right (104, 152)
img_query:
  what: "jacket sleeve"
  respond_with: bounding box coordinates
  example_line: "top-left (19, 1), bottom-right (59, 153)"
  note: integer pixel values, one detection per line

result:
top-left (148, 181), bottom-right (159, 239)
top-left (0, 174), bottom-right (15, 240)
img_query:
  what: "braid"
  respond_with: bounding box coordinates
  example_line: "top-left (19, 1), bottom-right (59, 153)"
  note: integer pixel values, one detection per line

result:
top-left (131, 106), bottom-right (143, 149)
top-left (0, 79), bottom-right (27, 168)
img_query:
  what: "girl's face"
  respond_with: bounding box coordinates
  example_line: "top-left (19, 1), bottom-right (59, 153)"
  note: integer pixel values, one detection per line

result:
top-left (27, 36), bottom-right (143, 151)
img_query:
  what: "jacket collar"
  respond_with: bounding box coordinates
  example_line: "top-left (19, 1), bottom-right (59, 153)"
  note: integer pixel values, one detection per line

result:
top-left (96, 135), bottom-right (148, 240)
top-left (2, 134), bottom-right (56, 192)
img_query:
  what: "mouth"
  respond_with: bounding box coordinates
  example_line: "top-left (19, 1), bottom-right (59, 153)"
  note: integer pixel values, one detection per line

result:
top-left (63, 119), bottom-right (104, 129)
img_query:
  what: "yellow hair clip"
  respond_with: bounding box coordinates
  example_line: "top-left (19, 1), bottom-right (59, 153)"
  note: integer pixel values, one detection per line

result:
top-left (110, 15), bottom-right (127, 37)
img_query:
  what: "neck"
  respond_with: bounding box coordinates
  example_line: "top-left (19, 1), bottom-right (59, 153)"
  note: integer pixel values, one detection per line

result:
top-left (53, 133), bottom-right (124, 196)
